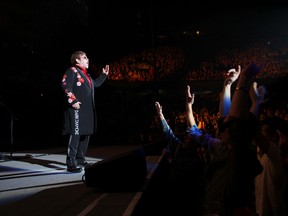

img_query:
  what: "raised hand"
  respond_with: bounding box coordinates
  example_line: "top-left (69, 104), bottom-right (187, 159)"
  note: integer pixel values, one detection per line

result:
top-left (249, 82), bottom-right (267, 105)
top-left (102, 65), bottom-right (109, 75)
top-left (186, 85), bottom-right (195, 106)
top-left (224, 65), bottom-right (241, 85)
top-left (155, 101), bottom-right (163, 116)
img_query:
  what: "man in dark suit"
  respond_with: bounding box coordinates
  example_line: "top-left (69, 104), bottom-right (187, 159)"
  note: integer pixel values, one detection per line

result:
top-left (61, 51), bottom-right (109, 172)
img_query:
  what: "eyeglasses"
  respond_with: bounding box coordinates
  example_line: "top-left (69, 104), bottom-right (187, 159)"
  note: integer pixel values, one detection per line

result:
top-left (80, 55), bottom-right (88, 60)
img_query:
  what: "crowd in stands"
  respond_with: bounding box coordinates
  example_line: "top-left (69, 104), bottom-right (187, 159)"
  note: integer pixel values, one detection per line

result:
top-left (106, 46), bottom-right (185, 81)
top-left (99, 39), bottom-right (288, 82)
top-left (194, 43), bottom-right (288, 80)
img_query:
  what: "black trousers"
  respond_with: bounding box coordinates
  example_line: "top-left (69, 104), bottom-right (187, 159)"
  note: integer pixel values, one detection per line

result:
top-left (66, 135), bottom-right (90, 167)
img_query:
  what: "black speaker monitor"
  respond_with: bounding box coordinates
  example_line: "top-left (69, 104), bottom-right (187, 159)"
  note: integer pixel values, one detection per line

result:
top-left (83, 147), bottom-right (147, 191)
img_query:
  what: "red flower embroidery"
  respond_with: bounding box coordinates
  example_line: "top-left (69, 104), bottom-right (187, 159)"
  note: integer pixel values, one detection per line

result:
top-left (79, 78), bottom-right (84, 83)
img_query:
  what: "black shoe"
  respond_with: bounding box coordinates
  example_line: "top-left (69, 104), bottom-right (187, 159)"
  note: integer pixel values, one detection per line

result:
top-left (78, 161), bottom-right (93, 167)
top-left (67, 166), bottom-right (82, 173)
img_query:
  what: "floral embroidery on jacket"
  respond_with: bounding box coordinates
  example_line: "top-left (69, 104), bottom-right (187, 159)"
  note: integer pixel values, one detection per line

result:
top-left (67, 92), bottom-right (76, 104)
top-left (77, 76), bottom-right (85, 86)
top-left (61, 67), bottom-right (84, 104)
top-left (62, 74), bottom-right (67, 85)
top-left (63, 89), bottom-right (77, 104)
top-left (73, 67), bottom-right (85, 87)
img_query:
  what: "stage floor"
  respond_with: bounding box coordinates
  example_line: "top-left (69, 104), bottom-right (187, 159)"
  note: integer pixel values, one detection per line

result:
top-left (0, 144), bottom-right (162, 216)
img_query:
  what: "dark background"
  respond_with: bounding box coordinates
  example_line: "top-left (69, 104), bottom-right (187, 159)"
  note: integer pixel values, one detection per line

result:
top-left (1, 1), bottom-right (288, 64)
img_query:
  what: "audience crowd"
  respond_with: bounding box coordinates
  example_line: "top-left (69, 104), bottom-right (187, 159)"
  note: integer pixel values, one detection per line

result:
top-left (150, 63), bottom-right (288, 216)
top-left (93, 39), bottom-right (288, 82)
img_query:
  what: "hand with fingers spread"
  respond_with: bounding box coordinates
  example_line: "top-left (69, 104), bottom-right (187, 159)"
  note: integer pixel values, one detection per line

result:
top-left (102, 65), bottom-right (109, 75)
